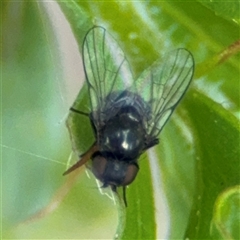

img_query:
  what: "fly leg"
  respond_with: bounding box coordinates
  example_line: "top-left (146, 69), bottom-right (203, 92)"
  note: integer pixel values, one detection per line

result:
top-left (63, 142), bottom-right (98, 176)
top-left (110, 185), bottom-right (128, 207)
top-left (70, 107), bottom-right (89, 117)
top-left (143, 138), bottom-right (159, 151)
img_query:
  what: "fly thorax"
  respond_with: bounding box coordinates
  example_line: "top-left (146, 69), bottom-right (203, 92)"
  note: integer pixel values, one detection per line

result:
top-left (99, 107), bottom-right (145, 160)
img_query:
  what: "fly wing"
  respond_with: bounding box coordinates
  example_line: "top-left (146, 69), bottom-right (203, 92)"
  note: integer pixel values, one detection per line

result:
top-left (134, 48), bottom-right (194, 139)
top-left (82, 26), bottom-right (133, 127)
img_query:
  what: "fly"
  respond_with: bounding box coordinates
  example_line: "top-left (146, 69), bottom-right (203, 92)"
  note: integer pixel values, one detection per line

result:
top-left (63, 26), bottom-right (194, 206)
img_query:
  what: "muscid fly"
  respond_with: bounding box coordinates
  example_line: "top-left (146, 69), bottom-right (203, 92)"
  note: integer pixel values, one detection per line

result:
top-left (63, 26), bottom-right (194, 206)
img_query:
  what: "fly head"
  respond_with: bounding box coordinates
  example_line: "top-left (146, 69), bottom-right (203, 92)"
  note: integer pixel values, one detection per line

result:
top-left (91, 152), bottom-right (139, 188)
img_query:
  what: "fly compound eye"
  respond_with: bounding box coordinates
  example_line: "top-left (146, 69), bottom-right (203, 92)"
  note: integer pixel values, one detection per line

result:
top-left (122, 164), bottom-right (139, 186)
top-left (92, 155), bottom-right (107, 181)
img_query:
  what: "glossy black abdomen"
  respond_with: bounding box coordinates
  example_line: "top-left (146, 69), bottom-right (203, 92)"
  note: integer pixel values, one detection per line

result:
top-left (99, 106), bottom-right (146, 160)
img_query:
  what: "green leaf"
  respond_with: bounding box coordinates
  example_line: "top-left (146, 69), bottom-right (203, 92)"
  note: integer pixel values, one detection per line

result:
top-left (2, 0), bottom-right (68, 225)
top-left (184, 90), bottom-right (240, 239)
top-left (198, 0), bottom-right (240, 24)
top-left (2, 2), bottom-right (117, 239)
top-left (2, 1), bottom-right (239, 239)
top-left (210, 185), bottom-right (240, 240)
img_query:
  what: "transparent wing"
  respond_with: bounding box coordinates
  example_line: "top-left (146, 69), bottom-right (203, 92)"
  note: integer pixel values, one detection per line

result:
top-left (83, 26), bottom-right (133, 126)
top-left (134, 48), bottom-right (194, 139)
